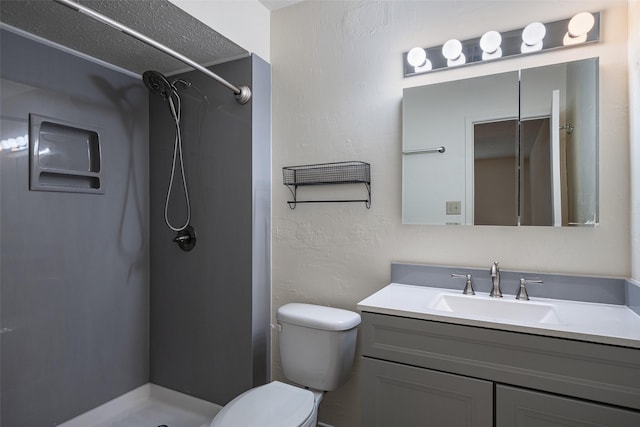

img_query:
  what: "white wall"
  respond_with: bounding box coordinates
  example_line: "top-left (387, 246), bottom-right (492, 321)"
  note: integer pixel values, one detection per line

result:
top-left (169, 0), bottom-right (271, 61)
top-left (631, 0), bottom-right (640, 280)
top-left (271, 1), bottom-right (630, 425)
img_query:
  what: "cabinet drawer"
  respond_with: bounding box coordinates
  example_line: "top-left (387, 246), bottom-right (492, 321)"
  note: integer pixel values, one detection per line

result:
top-left (496, 385), bottom-right (640, 426)
top-left (361, 312), bottom-right (640, 410)
top-left (362, 357), bottom-right (493, 427)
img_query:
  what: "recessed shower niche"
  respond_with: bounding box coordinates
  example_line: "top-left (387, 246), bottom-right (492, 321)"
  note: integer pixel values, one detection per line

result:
top-left (29, 113), bottom-right (103, 193)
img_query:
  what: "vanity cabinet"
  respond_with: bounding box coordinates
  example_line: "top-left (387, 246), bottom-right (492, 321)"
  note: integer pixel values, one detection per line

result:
top-left (496, 385), bottom-right (640, 426)
top-left (360, 312), bottom-right (640, 427)
top-left (362, 357), bottom-right (492, 426)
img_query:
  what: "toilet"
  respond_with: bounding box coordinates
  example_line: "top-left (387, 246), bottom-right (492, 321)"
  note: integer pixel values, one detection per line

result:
top-left (210, 303), bottom-right (361, 427)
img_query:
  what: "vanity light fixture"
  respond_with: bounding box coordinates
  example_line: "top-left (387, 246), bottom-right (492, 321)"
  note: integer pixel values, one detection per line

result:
top-left (403, 12), bottom-right (600, 77)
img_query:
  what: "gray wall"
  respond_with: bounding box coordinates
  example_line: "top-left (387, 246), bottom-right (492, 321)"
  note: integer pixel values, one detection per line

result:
top-left (149, 55), bottom-right (271, 405)
top-left (250, 55), bottom-right (272, 387)
top-left (0, 29), bottom-right (149, 427)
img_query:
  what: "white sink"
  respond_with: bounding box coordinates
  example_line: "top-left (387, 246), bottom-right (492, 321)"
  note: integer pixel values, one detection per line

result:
top-left (356, 283), bottom-right (640, 348)
top-left (429, 293), bottom-right (561, 324)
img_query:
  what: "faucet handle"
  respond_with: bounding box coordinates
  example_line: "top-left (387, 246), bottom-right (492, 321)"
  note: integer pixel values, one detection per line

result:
top-left (516, 277), bottom-right (543, 300)
top-left (451, 273), bottom-right (475, 295)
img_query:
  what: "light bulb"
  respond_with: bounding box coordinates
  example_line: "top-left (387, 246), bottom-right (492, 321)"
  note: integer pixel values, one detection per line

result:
top-left (568, 12), bottom-right (595, 37)
top-left (414, 59), bottom-right (433, 73)
top-left (521, 41), bottom-right (542, 53)
top-left (522, 22), bottom-right (546, 47)
top-left (480, 31), bottom-right (502, 54)
top-left (442, 39), bottom-right (463, 60)
top-left (563, 32), bottom-right (587, 45)
top-left (407, 47), bottom-right (427, 67)
top-left (480, 31), bottom-right (502, 60)
top-left (442, 39), bottom-right (466, 66)
top-left (482, 47), bottom-right (503, 60)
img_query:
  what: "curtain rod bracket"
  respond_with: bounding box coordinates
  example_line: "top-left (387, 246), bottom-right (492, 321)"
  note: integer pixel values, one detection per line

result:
top-left (235, 85), bottom-right (252, 105)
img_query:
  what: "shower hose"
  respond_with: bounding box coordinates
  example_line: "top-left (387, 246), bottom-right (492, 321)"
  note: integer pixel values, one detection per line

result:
top-left (164, 87), bottom-right (191, 232)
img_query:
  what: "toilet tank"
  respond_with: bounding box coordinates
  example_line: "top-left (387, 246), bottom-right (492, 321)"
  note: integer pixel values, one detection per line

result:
top-left (276, 303), bottom-right (361, 391)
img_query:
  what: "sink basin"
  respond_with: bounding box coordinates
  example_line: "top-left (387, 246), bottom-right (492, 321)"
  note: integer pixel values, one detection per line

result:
top-left (357, 283), bottom-right (640, 348)
top-left (429, 293), bottom-right (561, 324)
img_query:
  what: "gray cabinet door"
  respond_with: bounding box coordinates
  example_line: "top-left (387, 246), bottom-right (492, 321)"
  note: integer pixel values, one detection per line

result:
top-left (362, 357), bottom-right (493, 427)
top-left (496, 385), bottom-right (640, 427)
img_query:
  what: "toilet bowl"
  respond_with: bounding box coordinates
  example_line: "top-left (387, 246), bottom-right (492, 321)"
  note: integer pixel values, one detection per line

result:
top-left (210, 381), bottom-right (321, 427)
top-left (210, 303), bottom-right (361, 427)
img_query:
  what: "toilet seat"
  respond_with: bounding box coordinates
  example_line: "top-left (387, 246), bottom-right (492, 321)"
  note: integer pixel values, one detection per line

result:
top-left (210, 381), bottom-right (316, 427)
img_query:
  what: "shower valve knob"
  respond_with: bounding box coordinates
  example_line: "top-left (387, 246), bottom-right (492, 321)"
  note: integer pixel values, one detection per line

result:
top-left (173, 225), bottom-right (196, 252)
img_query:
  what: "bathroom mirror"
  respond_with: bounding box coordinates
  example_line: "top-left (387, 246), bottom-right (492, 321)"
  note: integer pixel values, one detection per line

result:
top-left (402, 57), bottom-right (598, 226)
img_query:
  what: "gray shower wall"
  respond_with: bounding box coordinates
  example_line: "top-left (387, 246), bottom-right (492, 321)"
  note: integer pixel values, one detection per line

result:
top-left (0, 28), bottom-right (149, 427)
top-left (149, 55), bottom-right (271, 405)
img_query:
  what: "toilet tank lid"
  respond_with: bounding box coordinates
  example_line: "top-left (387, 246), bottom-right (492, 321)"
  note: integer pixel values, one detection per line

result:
top-left (276, 303), bottom-right (361, 331)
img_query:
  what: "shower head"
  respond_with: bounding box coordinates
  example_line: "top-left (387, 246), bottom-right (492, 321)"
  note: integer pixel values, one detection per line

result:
top-left (142, 70), bottom-right (174, 100)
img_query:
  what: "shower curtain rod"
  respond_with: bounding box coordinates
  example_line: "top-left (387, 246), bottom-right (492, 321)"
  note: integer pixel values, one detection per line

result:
top-left (53, 0), bottom-right (252, 104)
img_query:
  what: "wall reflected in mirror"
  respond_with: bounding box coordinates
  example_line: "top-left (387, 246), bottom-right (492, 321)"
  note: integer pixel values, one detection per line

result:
top-left (473, 119), bottom-right (518, 226)
top-left (402, 57), bottom-right (598, 227)
top-left (520, 117), bottom-right (555, 226)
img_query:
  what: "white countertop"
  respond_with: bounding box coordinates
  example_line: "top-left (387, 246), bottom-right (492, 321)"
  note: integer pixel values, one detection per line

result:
top-left (357, 283), bottom-right (640, 349)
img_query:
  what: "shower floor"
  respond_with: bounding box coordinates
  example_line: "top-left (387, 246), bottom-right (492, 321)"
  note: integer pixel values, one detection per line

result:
top-left (59, 384), bottom-right (221, 427)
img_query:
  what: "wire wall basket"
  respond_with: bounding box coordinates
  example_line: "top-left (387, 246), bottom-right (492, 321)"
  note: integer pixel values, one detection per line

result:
top-left (282, 161), bottom-right (371, 209)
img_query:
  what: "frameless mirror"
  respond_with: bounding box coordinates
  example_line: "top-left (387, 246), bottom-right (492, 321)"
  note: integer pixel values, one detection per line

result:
top-left (402, 57), bottom-right (598, 226)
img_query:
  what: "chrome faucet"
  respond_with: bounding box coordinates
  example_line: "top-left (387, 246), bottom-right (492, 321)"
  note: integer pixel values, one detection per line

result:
top-left (490, 261), bottom-right (502, 298)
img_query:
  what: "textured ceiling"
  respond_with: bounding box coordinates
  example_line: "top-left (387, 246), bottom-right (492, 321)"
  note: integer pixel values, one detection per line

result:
top-left (0, 0), bottom-right (248, 76)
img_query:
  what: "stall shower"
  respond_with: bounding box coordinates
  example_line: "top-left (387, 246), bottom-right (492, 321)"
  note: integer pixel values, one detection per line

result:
top-left (0, 1), bottom-right (271, 425)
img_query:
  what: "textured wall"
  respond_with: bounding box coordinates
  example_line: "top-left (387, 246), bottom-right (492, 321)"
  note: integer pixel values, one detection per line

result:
top-left (271, 1), bottom-right (630, 426)
top-left (0, 29), bottom-right (149, 426)
top-left (149, 56), bottom-right (271, 405)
